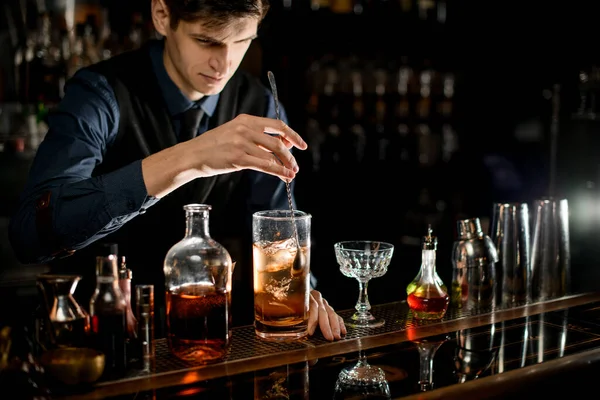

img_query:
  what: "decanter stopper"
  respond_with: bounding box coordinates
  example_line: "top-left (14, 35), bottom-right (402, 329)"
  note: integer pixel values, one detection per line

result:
top-left (422, 224), bottom-right (437, 250)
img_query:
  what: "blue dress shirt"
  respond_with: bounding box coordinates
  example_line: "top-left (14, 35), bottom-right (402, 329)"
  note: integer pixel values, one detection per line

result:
top-left (9, 39), bottom-right (293, 264)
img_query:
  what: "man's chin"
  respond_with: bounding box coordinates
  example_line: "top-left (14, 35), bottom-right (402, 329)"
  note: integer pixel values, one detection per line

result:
top-left (193, 75), bottom-right (230, 96)
top-left (194, 84), bottom-right (225, 97)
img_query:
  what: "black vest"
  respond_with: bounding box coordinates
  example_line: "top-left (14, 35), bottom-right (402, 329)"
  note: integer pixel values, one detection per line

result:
top-left (50, 41), bottom-right (269, 331)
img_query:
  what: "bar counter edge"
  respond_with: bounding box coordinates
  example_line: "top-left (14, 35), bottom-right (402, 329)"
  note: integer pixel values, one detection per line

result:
top-left (57, 292), bottom-right (600, 400)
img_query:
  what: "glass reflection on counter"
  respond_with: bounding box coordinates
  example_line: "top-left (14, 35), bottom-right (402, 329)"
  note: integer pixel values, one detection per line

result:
top-left (254, 361), bottom-right (309, 400)
top-left (495, 310), bottom-right (569, 374)
top-left (411, 334), bottom-right (449, 392)
top-left (497, 317), bottom-right (530, 373)
top-left (454, 325), bottom-right (498, 383)
top-left (533, 311), bottom-right (568, 363)
top-left (333, 344), bottom-right (391, 400)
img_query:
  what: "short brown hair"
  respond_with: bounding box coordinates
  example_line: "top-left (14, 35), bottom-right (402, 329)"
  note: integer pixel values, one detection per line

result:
top-left (163, 0), bottom-right (270, 30)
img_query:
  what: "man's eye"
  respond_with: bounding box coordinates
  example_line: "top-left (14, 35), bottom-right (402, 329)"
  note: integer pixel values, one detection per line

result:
top-left (195, 38), bottom-right (218, 46)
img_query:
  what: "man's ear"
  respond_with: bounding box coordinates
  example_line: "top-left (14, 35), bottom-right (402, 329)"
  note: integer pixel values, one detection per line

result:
top-left (151, 0), bottom-right (170, 37)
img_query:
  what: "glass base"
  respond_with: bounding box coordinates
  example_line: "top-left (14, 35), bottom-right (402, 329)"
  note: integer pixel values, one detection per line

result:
top-left (255, 330), bottom-right (309, 341)
top-left (334, 363), bottom-right (391, 399)
top-left (254, 321), bottom-right (308, 341)
top-left (411, 309), bottom-right (447, 320)
top-left (345, 313), bottom-right (385, 328)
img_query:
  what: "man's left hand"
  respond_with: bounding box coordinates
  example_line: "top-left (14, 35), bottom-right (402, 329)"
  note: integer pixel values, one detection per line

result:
top-left (308, 290), bottom-right (347, 341)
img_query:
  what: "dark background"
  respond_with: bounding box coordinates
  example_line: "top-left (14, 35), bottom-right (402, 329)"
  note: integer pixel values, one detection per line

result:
top-left (1, 0), bottom-right (600, 318)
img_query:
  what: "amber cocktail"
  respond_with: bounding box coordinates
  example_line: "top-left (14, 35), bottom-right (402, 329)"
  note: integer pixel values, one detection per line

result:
top-left (253, 210), bottom-right (311, 341)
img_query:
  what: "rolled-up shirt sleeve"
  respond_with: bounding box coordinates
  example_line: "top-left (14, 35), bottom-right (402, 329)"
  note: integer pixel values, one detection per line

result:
top-left (8, 69), bottom-right (159, 264)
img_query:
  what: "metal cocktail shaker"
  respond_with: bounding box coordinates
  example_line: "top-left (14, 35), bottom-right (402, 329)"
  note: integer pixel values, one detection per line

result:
top-left (451, 218), bottom-right (499, 313)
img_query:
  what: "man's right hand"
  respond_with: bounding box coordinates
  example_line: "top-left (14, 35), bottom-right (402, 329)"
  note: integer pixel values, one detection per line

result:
top-left (189, 113), bottom-right (307, 180)
top-left (141, 114), bottom-right (308, 198)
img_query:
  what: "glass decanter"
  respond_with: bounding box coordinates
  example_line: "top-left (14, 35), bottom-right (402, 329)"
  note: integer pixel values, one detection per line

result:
top-left (36, 274), bottom-right (90, 349)
top-left (406, 226), bottom-right (449, 320)
top-left (164, 204), bottom-right (233, 364)
top-left (406, 225), bottom-right (445, 295)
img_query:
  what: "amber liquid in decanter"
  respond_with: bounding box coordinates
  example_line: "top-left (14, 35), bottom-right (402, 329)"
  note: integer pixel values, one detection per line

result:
top-left (407, 225), bottom-right (449, 320)
top-left (166, 283), bottom-right (231, 363)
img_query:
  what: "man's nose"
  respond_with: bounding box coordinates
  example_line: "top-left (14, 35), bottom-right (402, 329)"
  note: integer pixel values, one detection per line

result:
top-left (208, 46), bottom-right (231, 77)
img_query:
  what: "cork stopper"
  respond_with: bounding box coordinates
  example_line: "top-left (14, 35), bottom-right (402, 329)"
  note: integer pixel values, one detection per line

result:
top-left (422, 224), bottom-right (438, 250)
top-left (118, 256), bottom-right (132, 280)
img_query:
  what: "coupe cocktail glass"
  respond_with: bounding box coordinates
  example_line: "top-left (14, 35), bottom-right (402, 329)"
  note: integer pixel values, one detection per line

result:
top-left (334, 241), bottom-right (394, 328)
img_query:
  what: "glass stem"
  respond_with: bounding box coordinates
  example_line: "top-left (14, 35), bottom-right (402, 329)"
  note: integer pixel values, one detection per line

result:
top-left (418, 344), bottom-right (436, 391)
top-left (356, 349), bottom-right (369, 368)
top-left (355, 279), bottom-right (371, 317)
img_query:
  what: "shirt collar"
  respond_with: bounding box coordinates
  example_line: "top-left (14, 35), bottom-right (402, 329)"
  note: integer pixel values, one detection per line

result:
top-left (149, 38), bottom-right (219, 117)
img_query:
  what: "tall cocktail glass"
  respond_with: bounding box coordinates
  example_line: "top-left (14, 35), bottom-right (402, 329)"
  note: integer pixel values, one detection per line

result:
top-left (253, 210), bottom-right (311, 341)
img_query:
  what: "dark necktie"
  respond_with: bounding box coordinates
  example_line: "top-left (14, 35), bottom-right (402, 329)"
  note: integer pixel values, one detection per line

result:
top-left (179, 107), bottom-right (205, 142)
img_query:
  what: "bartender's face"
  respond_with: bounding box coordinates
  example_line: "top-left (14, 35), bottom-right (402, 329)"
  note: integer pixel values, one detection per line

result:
top-left (152, 1), bottom-right (259, 101)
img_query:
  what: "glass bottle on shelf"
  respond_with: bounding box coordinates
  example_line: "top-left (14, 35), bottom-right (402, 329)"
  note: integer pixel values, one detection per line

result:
top-left (349, 70), bottom-right (366, 164)
top-left (89, 252), bottom-right (127, 379)
top-left (407, 225), bottom-right (449, 320)
top-left (164, 204), bottom-right (233, 364)
top-left (407, 225), bottom-right (446, 295)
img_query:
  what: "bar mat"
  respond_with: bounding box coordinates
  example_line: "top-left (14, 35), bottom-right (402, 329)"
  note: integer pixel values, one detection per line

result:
top-left (118, 299), bottom-right (507, 380)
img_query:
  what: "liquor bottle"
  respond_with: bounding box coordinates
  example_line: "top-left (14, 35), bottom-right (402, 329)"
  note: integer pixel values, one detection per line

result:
top-left (373, 67), bottom-right (390, 163)
top-left (319, 67), bottom-right (343, 171)
top-left (331, 0), bottom-right (353, 13)
top-left (118, 256), bottom-right (138, 339)
top-left (311, 0), bottom-right (331, 11)
top-left (407, 225), bottom-right (449, 319)
top-left (304, 59), bottom-right (325, 172)
top-left (118, 256), bottom-right (138, 366)
top-left (89, 251), bottom-right (128, 379)
top-left (438, 73), bottom-right (458, 163)
top-left (390, 61), bottom-right (415, 168)
top-left (164, 204), bottom-right (233, 364)
top-left (349, 70), bottom-right (367, 165)
top-left (395, 61), bottom-right (412, 124)
top-left (437, 72), bottom-right (455, 121)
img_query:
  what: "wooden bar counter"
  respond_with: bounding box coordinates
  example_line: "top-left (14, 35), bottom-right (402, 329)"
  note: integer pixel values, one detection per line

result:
top-left (51, 291), bottom-right (600, 399)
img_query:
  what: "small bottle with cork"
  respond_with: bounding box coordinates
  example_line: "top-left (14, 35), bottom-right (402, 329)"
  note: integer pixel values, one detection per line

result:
top-left (407, 225), bottom-right (449, 320)
top-left (118, 255), bottom-right (139, 367)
